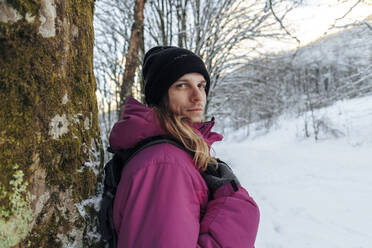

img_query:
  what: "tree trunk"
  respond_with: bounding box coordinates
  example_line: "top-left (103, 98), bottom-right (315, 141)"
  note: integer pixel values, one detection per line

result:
top-left (120, 0), bottom-right (146, 113)
top-left (0, 1), bottom-right (103, 247)
top-left (176, 0), bottom-right (188, 48)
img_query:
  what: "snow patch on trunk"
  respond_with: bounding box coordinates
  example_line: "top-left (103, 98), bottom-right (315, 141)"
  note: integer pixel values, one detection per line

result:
top-left (39, 0), bottom-right (56, 38)
top-left (25, 13), bottom-right (35, 23)
top-left (0, 1), bottom-right (22, 23)
top-left (62, 92), bottom-right (69, 104)
top-left (57, 229), bottom-right (83, 248)
top-left (49, 114), bottom-right (69, 139)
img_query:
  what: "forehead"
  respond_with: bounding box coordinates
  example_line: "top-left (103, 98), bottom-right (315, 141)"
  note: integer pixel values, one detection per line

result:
top-left (177, 72), bottom-right (205, 82)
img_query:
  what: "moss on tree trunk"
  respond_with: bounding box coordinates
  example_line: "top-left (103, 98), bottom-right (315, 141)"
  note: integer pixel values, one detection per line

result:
top-left (0, 0), bottom-right (103, 247)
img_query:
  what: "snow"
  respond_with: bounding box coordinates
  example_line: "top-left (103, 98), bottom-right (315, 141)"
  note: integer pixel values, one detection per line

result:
top-left (291, 24), bottom-right (372, 68)
top-left (38, 0), bottom-right (56, 38)
top-left (48, 114), bottom-right (69, 139)
top-left (0, 2), bottom-right (22, 23)
top-left (62, 92), bottom-right (68, 105)
top-left (213, 95), bottom-right (372, 247)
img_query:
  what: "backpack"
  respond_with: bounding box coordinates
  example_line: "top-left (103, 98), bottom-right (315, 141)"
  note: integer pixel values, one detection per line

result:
top-left (98, 135), bottom-right (192, 248)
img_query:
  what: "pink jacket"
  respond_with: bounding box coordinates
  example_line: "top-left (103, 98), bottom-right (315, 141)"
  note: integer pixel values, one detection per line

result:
top-left (109, 98), bottom-right (259, 247)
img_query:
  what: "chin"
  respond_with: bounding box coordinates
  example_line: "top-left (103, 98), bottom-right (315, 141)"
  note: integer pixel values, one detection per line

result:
top-left (178, 111), bottom-right (204, 123)
top-left (187, 115), bottom-right (203, 123)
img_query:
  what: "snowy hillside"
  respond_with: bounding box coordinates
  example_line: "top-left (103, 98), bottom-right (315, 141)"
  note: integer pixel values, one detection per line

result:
top-left (291, 20), bottom-right (372, 67)
top-left (213, 95), bottom-right (372, 248)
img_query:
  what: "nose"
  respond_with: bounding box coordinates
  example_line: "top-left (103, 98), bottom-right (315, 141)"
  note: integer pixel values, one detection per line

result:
top-left (190, 85), bottom-right (204, 103)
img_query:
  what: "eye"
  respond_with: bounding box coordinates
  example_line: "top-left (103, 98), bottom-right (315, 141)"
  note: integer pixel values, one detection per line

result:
top-left (198, 82), bottom-right (207, 89)
top-left (176, 83), bottom-right (186, 88)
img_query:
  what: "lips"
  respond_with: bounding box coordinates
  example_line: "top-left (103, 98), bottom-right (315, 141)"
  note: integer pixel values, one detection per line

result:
top-left (187, 108), bottom-right (203, 112)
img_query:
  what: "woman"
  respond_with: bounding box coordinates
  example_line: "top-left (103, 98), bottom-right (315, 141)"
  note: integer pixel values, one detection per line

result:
top-left (109, 46), bottom-right (259, 247)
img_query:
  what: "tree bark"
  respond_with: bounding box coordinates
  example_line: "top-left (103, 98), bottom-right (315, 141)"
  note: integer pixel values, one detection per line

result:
top-left (120, 0), bottom-right (146, 114)
top-left (0, 1), bottom-right (103, 247)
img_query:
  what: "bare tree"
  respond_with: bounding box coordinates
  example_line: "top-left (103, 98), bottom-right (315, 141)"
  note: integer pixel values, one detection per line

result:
top-left (216, 17), bottom-right (372, 137)
top-left (327, 0), bottom-right (372, 31)
top-left (120, 0), bottom-right (147, 113)
top-left (145, 0), bottom-right (296, 116)
top-left (94, 0), bottom-right (305, 131)
top-left (94, 0), bottom-right (134, 148)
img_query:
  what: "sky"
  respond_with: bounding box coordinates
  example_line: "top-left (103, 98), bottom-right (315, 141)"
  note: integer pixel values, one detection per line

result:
top-left (259, 0), bottom-right (372, 52)
top-left (289, 0), bottom-right (372, 44)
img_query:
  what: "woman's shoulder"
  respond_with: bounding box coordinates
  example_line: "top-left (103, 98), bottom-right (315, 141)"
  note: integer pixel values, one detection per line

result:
top-left (115, 142), bottom-right (209, 210)
top-left (125, 142), bottom-right (195, 174)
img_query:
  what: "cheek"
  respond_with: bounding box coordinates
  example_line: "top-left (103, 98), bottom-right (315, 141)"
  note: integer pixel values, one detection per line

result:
top-left (169, 93), bottom-right (190, 114)
top-left (202, 92), bottom-right (207, 103)
top-left (168, 91), bottom-right (181, 112)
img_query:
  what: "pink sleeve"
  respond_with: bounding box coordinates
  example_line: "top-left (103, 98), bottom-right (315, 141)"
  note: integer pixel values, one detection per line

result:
top-left (116, 162), bottom-right (259, 248)
top-left (199, 183), bottom-right (260, 247)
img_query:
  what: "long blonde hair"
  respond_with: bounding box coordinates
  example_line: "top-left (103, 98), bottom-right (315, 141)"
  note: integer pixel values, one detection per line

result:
top-left (154, 97), bottom-right (217, 171)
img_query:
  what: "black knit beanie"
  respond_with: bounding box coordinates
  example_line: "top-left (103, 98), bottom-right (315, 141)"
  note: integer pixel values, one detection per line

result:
top-left (143, 46), bottom-right (210, 106)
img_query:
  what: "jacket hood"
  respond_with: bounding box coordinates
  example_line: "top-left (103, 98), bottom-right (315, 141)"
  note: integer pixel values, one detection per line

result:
top-left (109, 97), bottom-right (223, 151)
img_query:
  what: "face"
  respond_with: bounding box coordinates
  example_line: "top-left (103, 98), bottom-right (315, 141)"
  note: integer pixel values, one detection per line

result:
top-left (168, 73), bottom-right (207, 123)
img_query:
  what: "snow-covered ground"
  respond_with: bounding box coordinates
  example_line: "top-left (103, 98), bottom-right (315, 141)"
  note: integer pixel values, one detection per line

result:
top-left (213, 95), bottom-right (372, 248)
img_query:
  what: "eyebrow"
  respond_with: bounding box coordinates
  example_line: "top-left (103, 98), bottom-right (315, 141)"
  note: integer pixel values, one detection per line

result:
top-left (177, 79), bottom-right (206, 83)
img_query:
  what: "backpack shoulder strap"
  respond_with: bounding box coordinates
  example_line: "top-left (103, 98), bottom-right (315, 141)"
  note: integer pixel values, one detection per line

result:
top-left (106, 135), bottom-right (192, 189)
top-left (123, 135), bottom-right (193, 162)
